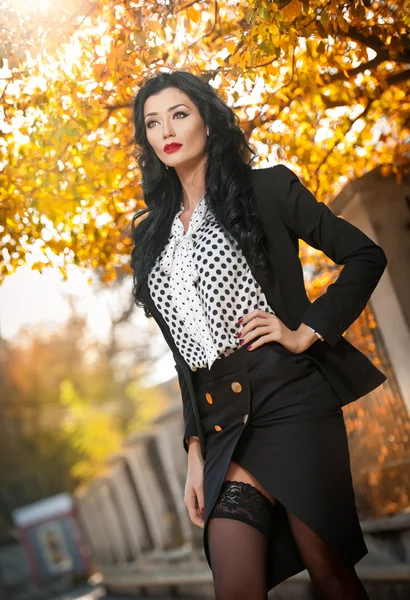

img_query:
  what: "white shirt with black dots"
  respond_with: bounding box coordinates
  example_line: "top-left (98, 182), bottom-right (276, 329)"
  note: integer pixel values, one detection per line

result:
top-left (148, 194), bottom-right (280, 372)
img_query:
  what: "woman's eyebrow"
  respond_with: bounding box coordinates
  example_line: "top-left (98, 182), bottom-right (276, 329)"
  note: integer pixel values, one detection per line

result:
top-left (144, 103), bottom-right (190, 119)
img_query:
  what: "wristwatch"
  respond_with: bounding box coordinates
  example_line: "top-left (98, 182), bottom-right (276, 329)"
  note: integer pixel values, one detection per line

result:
top-left (303, 324), bottom-right (324, 342)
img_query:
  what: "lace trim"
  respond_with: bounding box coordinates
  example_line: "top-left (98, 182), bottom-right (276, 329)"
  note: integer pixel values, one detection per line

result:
top-left (210, 480), bottom-right (275, 537)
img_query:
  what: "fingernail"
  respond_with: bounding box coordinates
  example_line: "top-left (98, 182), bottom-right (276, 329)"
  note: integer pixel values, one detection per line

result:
top-left (201, 507), bottom-right (204, 515)
top-left (247, 345), bottom-right (253, 350)
top-left (238, 317), bottom-right (243, 323)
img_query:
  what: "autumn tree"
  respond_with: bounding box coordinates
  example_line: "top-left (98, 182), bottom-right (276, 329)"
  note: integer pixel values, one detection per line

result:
top-left (0, 0), bottom-right (408, 282)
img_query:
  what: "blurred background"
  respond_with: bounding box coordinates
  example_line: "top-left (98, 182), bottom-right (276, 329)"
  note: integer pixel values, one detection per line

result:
top-left (0, 0), bottom-right (409, 598)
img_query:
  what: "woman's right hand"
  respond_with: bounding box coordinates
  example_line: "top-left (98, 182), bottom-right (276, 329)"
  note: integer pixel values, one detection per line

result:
top-left (184, 441), bottom-right (205, 528)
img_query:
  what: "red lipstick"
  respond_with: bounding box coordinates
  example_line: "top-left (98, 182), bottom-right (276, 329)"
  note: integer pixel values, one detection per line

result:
top-left (164, 143), bottom-right (183, 153)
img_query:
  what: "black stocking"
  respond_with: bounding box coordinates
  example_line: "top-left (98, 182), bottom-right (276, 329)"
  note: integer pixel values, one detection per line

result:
top-left (287, 510), bottom-right (369, 600)
top-left (206, 480), bottom-right (275, 600)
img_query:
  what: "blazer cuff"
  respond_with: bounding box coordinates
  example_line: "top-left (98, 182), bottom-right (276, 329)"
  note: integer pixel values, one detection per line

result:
top-left (183, 425), bottom-right (200, 454)
top-left (184, 435), bottom-right (200, 450)
top-left (299, 303), bottom-right (341, 347)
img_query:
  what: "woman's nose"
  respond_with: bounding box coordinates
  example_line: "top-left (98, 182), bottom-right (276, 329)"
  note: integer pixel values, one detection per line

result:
top-left (162, 123), bottom-right (175, 138)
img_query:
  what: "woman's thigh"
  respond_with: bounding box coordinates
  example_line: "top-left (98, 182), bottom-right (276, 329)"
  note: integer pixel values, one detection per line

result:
top-left (224, 460), bottom-right (276, 505)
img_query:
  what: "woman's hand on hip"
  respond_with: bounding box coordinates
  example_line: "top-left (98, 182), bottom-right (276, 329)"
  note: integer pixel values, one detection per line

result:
top-left (185, 449), bottom-right (205, 529)
top-left (237, 309), bottom-right (318, 353)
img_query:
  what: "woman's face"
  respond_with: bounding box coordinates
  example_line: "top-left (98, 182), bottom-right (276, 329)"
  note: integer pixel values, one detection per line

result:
top-left (143, 87), bottom-right (209, 169)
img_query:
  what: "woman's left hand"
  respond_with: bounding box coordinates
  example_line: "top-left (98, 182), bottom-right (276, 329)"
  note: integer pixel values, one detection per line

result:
top-left (238, 309), bottom-right (318, 354)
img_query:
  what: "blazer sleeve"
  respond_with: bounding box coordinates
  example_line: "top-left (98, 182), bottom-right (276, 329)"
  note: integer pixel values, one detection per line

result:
top-left (273, 164), bottom-right (387, 347)
top-left (174, 363), bottom-right (199, 454)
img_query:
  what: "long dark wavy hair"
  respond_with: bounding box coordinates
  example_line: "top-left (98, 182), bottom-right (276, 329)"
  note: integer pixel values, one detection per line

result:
top-left (130, 70), bottom-right (271, 318)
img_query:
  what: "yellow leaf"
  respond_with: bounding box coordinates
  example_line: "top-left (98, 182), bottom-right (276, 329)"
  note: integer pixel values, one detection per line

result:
top-left (227, 40), bottom-right (236, 54)
top-left (150, 21), bottom-right (165, 39)
top-left (167, 16), bottom-right (177, 32)
top-left (188, 6), bottom-right (200, 23)
top-left (281, 0), bottom-right (303, 21)
top-left (271, 33), bottom-right (281, 46)
top-left (337, 14), bottom-right (349, 33)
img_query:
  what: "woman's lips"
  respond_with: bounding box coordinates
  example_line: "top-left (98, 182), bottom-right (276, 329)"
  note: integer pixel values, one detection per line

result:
top-left (164, 144), bottom-right (182, 153)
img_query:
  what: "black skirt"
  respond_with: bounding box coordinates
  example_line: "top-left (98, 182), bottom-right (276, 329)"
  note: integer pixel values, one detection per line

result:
top-left (191, 339), bottom-right (368, 591)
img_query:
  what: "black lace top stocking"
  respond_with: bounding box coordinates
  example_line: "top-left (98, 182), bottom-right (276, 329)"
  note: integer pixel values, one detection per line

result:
top-left (209, 480), bottom-right (275, 538)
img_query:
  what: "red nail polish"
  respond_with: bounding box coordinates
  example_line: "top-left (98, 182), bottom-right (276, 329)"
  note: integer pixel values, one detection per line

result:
top-left (247, 345), bottom-right (253, 350)
top-left (239, 339), bottom-right (244, 344)
top-left (201, 507), bottom-right (204, 515)
top-left (238, 317), bottom-right (243, 323)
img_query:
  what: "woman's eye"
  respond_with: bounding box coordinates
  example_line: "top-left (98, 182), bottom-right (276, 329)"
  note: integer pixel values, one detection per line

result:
top-left (146, 111), bottom-right (188, 129)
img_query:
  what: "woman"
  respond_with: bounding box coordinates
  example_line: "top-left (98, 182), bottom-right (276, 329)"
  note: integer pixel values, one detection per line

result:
top-left (130, 71), bottom-right (387, 599)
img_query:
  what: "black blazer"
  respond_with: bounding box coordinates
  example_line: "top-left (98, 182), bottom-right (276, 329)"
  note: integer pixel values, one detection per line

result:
top-left (140, 164), bottom-right (388, 461)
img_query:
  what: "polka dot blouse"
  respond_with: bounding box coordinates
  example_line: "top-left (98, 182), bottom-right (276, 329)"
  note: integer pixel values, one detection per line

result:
top-left (147, 193), bottom-right (276, 372)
